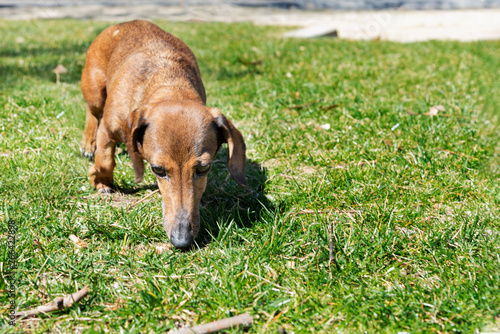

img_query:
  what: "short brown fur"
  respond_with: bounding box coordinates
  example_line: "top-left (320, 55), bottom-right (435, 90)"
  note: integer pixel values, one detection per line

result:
top-left (80, 20), bottom-right (247, 248)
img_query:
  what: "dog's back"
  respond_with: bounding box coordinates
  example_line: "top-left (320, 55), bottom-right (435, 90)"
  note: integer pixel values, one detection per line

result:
top-left (81, 20), bottom-right (206, 116)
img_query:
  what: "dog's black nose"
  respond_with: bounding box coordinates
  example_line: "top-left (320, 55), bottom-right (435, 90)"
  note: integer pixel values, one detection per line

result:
top-left (170, 231), bottom-right (193, 249)
top-left (170, 210), bottom-right (193, 249)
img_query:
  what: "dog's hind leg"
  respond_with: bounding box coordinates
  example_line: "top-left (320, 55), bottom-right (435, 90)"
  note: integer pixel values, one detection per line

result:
top-left (80, 66), bottom-right (107, 160)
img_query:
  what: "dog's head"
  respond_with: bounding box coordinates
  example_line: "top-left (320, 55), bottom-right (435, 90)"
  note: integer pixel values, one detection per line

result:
top-left (124, 101), bottom-right (247, 248)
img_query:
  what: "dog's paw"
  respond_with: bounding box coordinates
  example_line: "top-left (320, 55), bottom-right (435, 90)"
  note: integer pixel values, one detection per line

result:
top-left (80, 138), bottom-right (96, 161)
top-left (97, 186), bottom-right (113, 194)
top-left (80, 147), bottom-right (95, 160)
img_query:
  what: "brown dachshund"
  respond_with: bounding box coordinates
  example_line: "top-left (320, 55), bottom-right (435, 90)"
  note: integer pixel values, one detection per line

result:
top-left (80, 20), bottom-right (247, 248)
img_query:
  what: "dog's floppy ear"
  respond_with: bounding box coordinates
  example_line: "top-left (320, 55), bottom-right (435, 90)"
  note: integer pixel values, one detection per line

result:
top-left (124, 107), bottom-right (148, 183)
top-left (210, 108), bottom-right (247, 188)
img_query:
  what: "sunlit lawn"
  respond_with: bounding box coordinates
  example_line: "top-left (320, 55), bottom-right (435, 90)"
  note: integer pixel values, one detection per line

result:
top-left (0, 19), bottom-right (499, 333)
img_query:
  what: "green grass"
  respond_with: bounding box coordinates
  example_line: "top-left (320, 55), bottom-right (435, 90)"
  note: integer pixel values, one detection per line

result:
top-left (1, 19), bottom-right (499, 333)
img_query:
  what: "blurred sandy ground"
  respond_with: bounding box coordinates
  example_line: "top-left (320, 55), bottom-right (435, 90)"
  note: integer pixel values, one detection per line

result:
top-left (1, 3), bottom-right (499, 42)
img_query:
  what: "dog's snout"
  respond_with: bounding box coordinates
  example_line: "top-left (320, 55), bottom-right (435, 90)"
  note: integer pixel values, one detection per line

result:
top-left (169, 209), bottom-right (194, 249)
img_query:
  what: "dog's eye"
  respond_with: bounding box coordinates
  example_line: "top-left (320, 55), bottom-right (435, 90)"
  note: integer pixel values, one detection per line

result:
top-left (196, 164), bottom-right (211, 175)
top-left (151, 165), bottom-right (166, 177)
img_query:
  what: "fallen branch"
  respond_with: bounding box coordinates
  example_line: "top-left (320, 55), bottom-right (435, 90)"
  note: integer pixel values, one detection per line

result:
top-left (15, 286), bottom-right (89, 318)
top-left (127, 189), bottom-right (160, 211)
top-left (170, 313), bottom-right (253, 334)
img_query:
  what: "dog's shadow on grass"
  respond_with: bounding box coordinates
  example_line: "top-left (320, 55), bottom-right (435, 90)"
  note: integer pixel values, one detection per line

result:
top-left (196, 148), bottom-right (272, 248)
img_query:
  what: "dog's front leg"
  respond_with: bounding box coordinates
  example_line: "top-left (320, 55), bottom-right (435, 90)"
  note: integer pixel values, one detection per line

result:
top-left (89, 126), bottom-right (116, 193)
top-left (80, 104), bottom-right (100, 160)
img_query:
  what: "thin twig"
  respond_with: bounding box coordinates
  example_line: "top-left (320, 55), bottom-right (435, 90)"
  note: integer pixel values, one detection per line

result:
top-left (1, 148), bottom-right (42, 157)
top-left (437, 148), bottom-right (478, 160)
top-left (15, 286), bottom-right (89, 318)
top-left (292, 209), bottom-right (363, 215)
top-left (127, 189), bottom-right (160, 211)
top-left (284, 98), bottom-right (325, 111)
top-left (279, 173), bottom-right (296, 180)
top-left (332, 160), bottom-right (377, 169)
top-left (22, 148), bottom-right (42, 154)
top-left (319, 103), bottom-right (339, 111)
top-left (407, 111), bottom-right (471, 119)
top-left (239, 58), bottom-right (262, 66)
top-left (170, 313), bottom-right (253, 334)
top-left (357, 160), bottom-right (377, 166)
top-left (245, 271), bottom-right (292, 294)
top-left (328, 222), bottom-right (335, 266)
top-left (439, 114), bottom-right (470, 119)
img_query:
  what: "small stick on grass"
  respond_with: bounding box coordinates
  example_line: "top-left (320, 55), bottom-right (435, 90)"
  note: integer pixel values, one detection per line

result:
top-left (279, 173), bottom-right (296, 180)
top-left (319, 103), bottom-right (339, 111)
top-left (437, 148), bottom-right (478, 160)
top-left (127, 189), bottom-right (160, 211)
top-left (15, 286), bottom-right (89, 318)
top-left (22, 148), bottom-right (42, 155)
top-left (284, 98), bottom-right (325, 111)
top-left (293, 209), bottom-right (363, 215)
top-left (407, 111), bottom-right (471, 119)
top-left (328, 222), bottom-right (335, 266)
top-left (332, 160), bottom-right (376, 169)
top-left (170, 313), bottom-right (253, 334)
